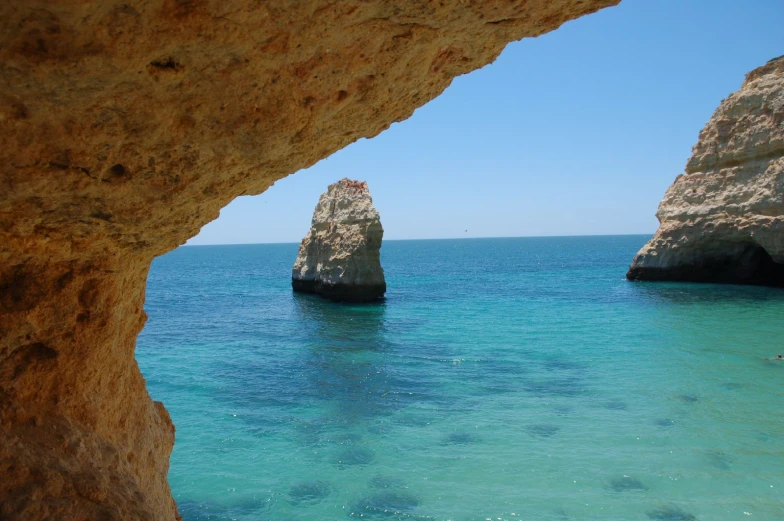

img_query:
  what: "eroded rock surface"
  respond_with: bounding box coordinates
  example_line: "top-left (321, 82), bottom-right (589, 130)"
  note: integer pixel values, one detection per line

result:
top-left (0, 1), bottom-right (618, 518)
top-left (628, 56), bottom-right (784, 286)
top-left (293, 179), bottom-right (385, 302)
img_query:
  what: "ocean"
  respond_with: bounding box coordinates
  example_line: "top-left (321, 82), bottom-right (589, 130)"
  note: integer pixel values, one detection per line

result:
top-left (136, 235), bottom-right (784, 521)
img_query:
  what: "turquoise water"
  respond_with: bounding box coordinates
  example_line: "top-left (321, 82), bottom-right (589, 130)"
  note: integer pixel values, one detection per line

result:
top-left (137, 236), bottom-right (784, 521)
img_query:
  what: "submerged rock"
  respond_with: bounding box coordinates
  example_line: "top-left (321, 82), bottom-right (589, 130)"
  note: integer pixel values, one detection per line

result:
top-left (604, 400), bottom-right (628, 411)
top-left (369, 476), bottom-right (408, 490)
top-left (654, 418), bottom-right (676, 429)
top-left (350, 491), bottom-right (420, 518)
top-left (705, 450), bottom-right (734, 470)
top-left (288, 480), bottom-right (332, 504)
top-left (676, 394), bottom-right (699, 404)
top-left (526, 424), bottom-right (561, 438)
top-left (334, 445), bottom-right (376, 466)
top-left (609, 476), bottom-right (647, 492)
top-left (628, 56), bottom-right (784, 286)
top-left (292, 179), bottom-right (386, 302)
top-left (647, 505), bottom-right (697, 521)
top-left (441, 432), bottom-right (481, 445)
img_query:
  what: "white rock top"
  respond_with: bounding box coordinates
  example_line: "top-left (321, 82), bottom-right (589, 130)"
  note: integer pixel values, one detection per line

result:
top-left (292, 178), bottom-right (386, 301)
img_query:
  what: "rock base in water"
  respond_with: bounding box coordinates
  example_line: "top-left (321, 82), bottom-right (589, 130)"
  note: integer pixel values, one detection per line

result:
top-left (627, 244), bottom-right (784, 287)
top-left (292, 279), bottom-right (387, 302)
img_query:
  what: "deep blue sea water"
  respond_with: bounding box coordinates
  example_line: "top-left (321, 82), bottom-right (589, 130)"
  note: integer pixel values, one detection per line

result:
top-left (137, 236), bottom-right (784, 521)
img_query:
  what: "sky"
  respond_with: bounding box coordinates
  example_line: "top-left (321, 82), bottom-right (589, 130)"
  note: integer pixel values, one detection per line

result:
top-left (188, 0), bottom-right (783, 245)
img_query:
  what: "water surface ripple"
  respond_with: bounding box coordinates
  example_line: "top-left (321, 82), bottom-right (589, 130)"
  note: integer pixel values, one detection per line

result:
top-left (137, 236), bottom-right (784, 520)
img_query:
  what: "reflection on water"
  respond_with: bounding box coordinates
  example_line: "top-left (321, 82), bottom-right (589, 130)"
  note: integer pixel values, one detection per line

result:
top-left (292, 292), bottom-right (390, 348)
top-left (632, 281), bottom-right (784, 305)
top-left (291, 293), bottom-right (441, 425)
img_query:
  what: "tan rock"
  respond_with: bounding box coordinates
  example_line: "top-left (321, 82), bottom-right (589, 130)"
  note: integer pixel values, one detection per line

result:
top-left (628, 56), bottom-right (784, 286)
top-left (0, 1), bottom-right (619, 519)
top-left (293, 179), bottom-right (385, 302)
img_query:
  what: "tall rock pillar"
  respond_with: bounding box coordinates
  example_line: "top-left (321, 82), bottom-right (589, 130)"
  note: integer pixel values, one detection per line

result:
top-left (292, 179), bottom-right (386, 302)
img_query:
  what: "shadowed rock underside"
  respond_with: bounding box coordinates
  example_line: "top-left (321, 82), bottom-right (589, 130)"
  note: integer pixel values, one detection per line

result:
top-left (628, 56), bottom-right (784, 287)
top-left (293, 278), bottom-right (388, 302)
top-left (293, 179), bottom-right (386, 302)
top-left (0, 1), bottom-right (619, 519)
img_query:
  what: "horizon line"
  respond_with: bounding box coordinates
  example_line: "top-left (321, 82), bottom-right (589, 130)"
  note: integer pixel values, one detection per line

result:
top-left (183, 231), bottom-right (654, 248)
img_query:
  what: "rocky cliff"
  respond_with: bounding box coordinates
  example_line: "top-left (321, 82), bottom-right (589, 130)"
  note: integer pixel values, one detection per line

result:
top-left (293, 179), bottom-right (386, 302)
top-left (628, 56), bottom-right (784, 286)
top-left (0, 1), bottom-right (619, 519)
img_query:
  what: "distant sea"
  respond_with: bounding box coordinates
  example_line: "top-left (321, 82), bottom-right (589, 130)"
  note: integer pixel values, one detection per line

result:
top-left (137, 236), bottom-right (784, 521)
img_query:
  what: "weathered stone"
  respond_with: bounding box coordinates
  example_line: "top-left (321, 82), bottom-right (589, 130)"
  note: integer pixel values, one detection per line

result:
top-left (0, 1), bottom-right (619, 519)
top-left (293, 179), bottom-right (385, 302)
top-left (628, 56), bottom-right (784, 286)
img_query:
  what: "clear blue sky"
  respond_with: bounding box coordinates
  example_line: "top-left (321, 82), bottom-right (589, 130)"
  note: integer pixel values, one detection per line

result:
top-left (188, 0), bottom-right (783, 245)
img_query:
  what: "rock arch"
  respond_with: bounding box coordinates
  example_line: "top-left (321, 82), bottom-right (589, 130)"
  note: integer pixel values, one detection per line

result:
top-left (0, 1), bottom-right (619, 518)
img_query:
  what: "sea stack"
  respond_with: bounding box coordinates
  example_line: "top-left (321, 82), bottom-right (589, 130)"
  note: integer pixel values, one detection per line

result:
top-left (627, 56), bottom-right (784, 286)
top-left (292, 179), bottom-right (386, 302)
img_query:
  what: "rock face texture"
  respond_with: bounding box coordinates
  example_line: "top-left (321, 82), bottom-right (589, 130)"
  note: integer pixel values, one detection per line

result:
top-left (293, 179), bottom-right (386, 302)
top-left (0, 1), bottom-right (619, 519)
top-left (628, 56), bottom-right (784, 286)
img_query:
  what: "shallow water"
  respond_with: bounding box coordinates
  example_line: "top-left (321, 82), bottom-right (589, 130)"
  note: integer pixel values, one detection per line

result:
top-left (137, 236), bottom-right (784, 520)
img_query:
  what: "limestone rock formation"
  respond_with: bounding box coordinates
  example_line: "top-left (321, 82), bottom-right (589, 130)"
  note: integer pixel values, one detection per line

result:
top-left (628, 56), bottom-right (784, 286)
top-left (293, 179), bottom-right (386, 302)
top-left (0, 1), bottom-right (619, 519)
